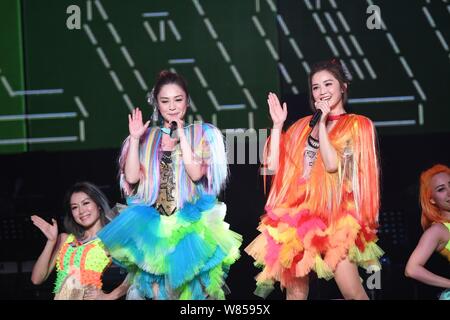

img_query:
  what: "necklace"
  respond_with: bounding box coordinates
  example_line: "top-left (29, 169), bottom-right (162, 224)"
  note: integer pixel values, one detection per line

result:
top-left (161, 127), bottom-right (171, 135)
top-left (74, 235), bottom-right (96, 246)
top-left (327, 113), bottom-right (347, 122)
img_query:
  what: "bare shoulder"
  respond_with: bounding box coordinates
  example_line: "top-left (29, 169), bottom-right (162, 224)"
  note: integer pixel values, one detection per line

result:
top-left (422, 224), bottom-right (450, 250)
top-left (426, 223), bottom-right (450, 238)
top-left (57, 233), bottom-right (69, 245)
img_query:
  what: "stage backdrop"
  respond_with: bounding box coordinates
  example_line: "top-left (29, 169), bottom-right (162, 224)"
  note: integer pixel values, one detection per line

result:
top-left (1, 0), bottom-right (450, 154)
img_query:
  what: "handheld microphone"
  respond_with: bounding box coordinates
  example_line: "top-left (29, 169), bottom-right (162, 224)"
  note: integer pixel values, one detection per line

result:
top-left (309, 109), bottom-right (322, 128)
top-left (170, 121), bottom-right (178, 138)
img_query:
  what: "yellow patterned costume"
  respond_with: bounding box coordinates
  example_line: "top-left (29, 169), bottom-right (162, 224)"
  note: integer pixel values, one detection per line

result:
top-left (54, 234), bottom-right (111, 300)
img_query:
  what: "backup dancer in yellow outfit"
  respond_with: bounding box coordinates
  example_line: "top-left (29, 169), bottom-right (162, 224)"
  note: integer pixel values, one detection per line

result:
top-left (31, 182), bottom-right (129, 299)
top-left (246, 59), bottom-right (383, 300)
top-left (405, 164), bottom-right (450, 299)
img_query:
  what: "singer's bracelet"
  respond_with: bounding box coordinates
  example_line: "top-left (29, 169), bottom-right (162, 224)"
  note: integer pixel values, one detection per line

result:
top-left (308, 135), bottom-right (319, 149)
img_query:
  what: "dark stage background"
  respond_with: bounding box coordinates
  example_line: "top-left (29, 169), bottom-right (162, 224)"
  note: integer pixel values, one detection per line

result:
top-left (1, 0), bottom-right (450, 300)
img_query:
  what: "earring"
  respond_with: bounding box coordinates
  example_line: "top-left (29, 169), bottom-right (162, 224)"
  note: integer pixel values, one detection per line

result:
top-left (146, 88), bottom-right (159, 125)
top-left (151, 104), bottom-right (159, 124)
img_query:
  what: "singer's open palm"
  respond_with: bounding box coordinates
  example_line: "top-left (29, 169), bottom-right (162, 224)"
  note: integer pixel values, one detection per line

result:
top-left (31, 215), bottom-right (58, 242)
top-left (128, 108), bottom-right (150, 139)
top-left (267, 92), bottom-right (287, 128)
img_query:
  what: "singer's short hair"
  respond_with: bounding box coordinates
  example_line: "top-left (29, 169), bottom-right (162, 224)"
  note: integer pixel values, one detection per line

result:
top-left (308, 58), bottom-right (350, 112)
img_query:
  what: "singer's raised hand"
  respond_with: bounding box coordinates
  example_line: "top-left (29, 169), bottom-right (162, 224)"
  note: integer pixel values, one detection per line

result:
top-left (314, 100), bottom-right (331, 123)
top-left (128, 108), bottom-right (150, 139)
top-left (267, 92), bottom-right (287, 129)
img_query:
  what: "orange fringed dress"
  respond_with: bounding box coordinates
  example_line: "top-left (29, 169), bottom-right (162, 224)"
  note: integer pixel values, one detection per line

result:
top-left (245, 114), bottom-right (384, 297)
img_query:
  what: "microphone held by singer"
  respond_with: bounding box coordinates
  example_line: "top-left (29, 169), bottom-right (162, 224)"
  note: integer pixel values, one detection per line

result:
top-left (170, 121), bottom-right (178, 138)
top-left (309, 110), bottom-right (322, 128)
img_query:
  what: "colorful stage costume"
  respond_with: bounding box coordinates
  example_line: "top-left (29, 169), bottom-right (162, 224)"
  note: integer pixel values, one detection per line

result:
top-left (54, 234), bottom-right (111, 300)
top-left (98, 123), bottom-right (242, 300)
top-left (438, 222), bottom-right (450, 300)
top-left (246, 114), bottom-right (384, 297)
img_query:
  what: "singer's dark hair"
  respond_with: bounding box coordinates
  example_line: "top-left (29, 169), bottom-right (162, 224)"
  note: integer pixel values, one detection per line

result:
top-left (153, 70), bottom-right (190, 103)
top-left (308, 58), bottom-right (350, 112)
top-left (63, 182), bottom-right (111, 239)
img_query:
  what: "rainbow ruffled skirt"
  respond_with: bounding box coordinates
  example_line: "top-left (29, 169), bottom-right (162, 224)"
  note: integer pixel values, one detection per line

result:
top-left (98, 195), bottom-right (242, 300)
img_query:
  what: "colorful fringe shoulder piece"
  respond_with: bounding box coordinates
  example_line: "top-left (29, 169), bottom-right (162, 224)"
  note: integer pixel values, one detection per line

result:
top-left (119, 127), bottom-right (162, 206)
top-left (178, 123), bottom-right (228, 201)
top-left (118, 122), bottom-right (228, 208)
top-left (264, 114), bottom-right (380, 227)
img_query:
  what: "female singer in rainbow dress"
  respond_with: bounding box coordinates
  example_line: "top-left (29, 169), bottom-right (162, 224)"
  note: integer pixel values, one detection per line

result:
top-left (98, 71), bottom-right (242, 300)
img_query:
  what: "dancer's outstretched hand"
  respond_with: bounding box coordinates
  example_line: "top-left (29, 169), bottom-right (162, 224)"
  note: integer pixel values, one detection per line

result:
top-left (31, 215), bottom-right (58, 243)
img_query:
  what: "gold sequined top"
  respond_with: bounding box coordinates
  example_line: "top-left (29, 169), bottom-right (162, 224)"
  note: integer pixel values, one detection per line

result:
top-left (155, 151), bottom-right (177, 216)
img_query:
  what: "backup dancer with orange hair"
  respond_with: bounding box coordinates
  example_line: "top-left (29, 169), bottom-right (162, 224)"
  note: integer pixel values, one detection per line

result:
top-left (405, 164), bottom-right (450, 299)
top-left (246, 59), bottom-right (383, 300)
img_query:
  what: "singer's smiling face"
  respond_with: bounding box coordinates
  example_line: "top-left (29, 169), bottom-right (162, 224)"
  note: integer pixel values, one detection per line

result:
top-left (70, 192), bottom-right (102, 230)
top-left (311, 70), bottom-right (347, 111)
top-left (157, 83), bottom-right (188, 125)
